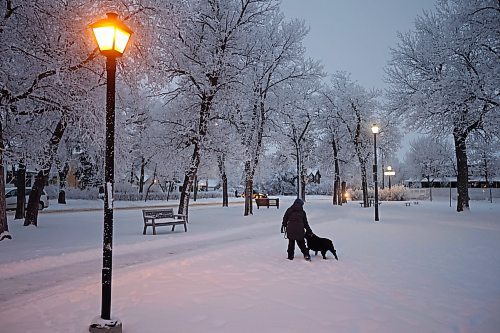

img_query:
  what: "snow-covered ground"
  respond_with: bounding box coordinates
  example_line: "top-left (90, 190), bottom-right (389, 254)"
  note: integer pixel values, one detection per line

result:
top-left (1, 196), bottom-right (499, 333)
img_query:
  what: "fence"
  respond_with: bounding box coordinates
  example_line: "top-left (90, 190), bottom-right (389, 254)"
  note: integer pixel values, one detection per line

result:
top-left (407, 187), bottom-right (500, 201)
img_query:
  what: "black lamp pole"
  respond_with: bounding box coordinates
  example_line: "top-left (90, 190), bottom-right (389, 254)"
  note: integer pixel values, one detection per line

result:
top-left (89, 13), bottom-right (131, 332)
top-left (373, 131), bottom-right (379, 222)
top-left (101, 55), bottom-right (117, 320)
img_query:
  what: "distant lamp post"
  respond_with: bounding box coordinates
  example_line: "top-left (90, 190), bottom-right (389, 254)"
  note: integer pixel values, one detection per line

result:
top-left (371, 124), bottom-right (379, 222)
top-left (384, 166), bottom-right (396, 189)
top-left (89, 12), bottom-right (132, 333)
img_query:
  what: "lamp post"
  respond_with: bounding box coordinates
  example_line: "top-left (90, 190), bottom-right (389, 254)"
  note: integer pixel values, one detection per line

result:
top-left (384, 166), bottom-right (395, 189)
top-left (371, 124), bottom-right (379, 222)
top-left (89, 13), bottom-right (132, 333)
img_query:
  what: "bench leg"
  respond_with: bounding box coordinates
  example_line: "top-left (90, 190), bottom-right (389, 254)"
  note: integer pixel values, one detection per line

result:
top-left (171, 225), bottom-right (175, 232)
top-left (143, 225), bottom-right (147, 235)
top-left (183, 223), bottom-right (187, 232)
top-left (152, 224), bottom-right (156, 235)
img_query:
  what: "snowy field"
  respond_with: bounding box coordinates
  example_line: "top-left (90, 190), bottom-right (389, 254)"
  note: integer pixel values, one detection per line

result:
top-left (1, 196), bottom-right (499, 333)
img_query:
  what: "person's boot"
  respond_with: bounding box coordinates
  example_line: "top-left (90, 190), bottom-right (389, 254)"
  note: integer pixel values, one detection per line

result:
top-left (304, 253), bottom-right (311, 261)
top-left (287, 252), bottom-right (294, 260)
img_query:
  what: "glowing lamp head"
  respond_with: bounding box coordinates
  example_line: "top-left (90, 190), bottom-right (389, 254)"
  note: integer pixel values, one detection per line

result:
top-left (371, 124), bottom-right (379, 134)
top-left (90, 13), bottom-right (132, 57)
top-left (384, 166), bottom-right (396, 176)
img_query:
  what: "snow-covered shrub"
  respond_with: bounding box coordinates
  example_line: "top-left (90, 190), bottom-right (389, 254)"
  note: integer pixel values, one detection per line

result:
top-left (348, 188), bottom-right (363, 201)
top-left (379, 185), bottom-right (408, 201)
top-left (345, 185), bottom-right (409, 201)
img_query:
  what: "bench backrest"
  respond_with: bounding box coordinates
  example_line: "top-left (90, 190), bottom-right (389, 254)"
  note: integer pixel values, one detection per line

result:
top-left (143, 208), bottom-right (174, 219)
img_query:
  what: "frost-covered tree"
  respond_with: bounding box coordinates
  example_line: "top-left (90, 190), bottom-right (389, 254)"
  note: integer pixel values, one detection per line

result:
top-left (0, 0), bottom-right (103, 229)
top-left (468, 133), bottom-right (499, 203)
top-left (321, 84), bottom-right (360, 205)
top-left (272, 80), bottom-right (321, 201)
top-left (326, 72), bottom-right (381, 207)
top-left (230, 10), bottom-right (323, 215)
top-left (405, 136), bottom-right (454, 201)
top-left (386, 0), bottom-right (500, 212)
top-left (150, 0), bottom-right (279, 220)
top-left (1, 0), bottom-right (156, 230)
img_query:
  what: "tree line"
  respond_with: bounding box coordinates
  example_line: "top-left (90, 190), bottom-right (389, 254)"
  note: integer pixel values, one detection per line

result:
top-left (0, 0), bottom-right (498, 240)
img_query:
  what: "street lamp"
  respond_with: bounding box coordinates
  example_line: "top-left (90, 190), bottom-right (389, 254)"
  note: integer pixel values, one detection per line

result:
top-left (384, 166), bottom-right (396, 189)
top-left (371, 124), bottom-right (379, 222)
top-left (89, 13), bottom-right (132, 333)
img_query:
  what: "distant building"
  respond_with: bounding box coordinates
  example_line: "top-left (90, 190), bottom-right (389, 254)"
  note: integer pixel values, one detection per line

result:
top-left (307, 170), bottom-right (321, 184)
top-left (405, 176), bottom-right (500, 188)
top-left (197, 179), bottom-right (221, 191)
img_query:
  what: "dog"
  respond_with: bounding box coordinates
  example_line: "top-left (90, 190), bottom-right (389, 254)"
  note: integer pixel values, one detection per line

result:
top-left (305, 232), bottom-right (338, 260)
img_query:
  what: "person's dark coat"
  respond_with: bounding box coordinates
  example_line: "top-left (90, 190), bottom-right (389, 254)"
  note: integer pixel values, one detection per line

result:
top-left (282, 199), bottom-right (312, 240)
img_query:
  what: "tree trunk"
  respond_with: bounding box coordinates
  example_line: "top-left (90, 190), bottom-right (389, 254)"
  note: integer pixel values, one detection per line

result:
top-left (301, 164), bottom-right (306, 202)
top-left (58, 162), bottom-right (69, 204)
top-left (178, 93), bottom-right (213, 221)
top-left (0, 122), bottom-right (11, 239)
top-left (453, 131), bottom-right (470, 212)
top-left (144, 165), bottom-right (157, 202)
top-left (178, 143), bottom-right (202, 223)
top-left (218, 155), bottom-right (228, 207)
top-left (483, 153), bottom-right (492, 203)
top-left (361, 163), bottom-right (368, 207)
top-left (193, 175), bottom-right (198, 201)
top-left (427, 176), bottom-right (433, 202)
top-left (24, 170), bottom-right (48, 226)
top-left (139, 156), bottom-right (145, 194)
top-left (222, 172), bottom-right (228, 207)
top-left (166, 181), bottom-right (175, 201)
top-left (24, 117), bottom-right (67, 226)
top-left (178, 173), bottom-right (192, 223)
top-left (341, 181), bottom-right (347, 203)
top-left (242, 97), bottom-right (266, 217)
top-left (15, 161), bottom-right (26, 219)
top-left (332, 135), bottom-right (341, 205)
top-left (129, 163), bottom-right (135, 184)
top-left (244, 161), bottom-right (253, 216)
top-left (295, 143), bottom-right (301, 199)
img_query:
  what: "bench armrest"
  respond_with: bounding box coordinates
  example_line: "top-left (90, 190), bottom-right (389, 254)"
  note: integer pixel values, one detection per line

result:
top-left (174, 213), bottom-right (186, 219)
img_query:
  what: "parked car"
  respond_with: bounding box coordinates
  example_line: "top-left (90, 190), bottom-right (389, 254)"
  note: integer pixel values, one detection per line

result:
top-left (241, 190), bottom-right (268, 199)
top-left (5, 187), bottom-right (49, 210)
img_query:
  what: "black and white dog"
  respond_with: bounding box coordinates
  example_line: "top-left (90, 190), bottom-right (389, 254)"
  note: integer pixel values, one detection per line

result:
top-left (305, 232), bottom-right (338, 260)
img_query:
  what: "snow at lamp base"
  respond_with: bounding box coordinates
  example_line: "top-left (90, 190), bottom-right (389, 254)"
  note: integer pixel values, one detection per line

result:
top-left (89, 316), bottom-right (122, 333)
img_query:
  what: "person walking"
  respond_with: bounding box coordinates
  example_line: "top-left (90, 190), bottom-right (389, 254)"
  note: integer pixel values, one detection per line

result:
top-left (281, 198), bottom-right (312, 261)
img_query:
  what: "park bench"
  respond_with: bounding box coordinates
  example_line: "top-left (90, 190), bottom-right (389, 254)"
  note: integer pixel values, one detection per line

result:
top-left (255, 197), bottom-right (279, 209)
top-left (142, 208), bottom-right (187, 235)
top-left (405, 202), bottom-right (411, 206)
top-left (360, 201), bottom-right (382, 207)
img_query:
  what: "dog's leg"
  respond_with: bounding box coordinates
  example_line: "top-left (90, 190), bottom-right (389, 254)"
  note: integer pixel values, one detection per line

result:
top-left (321, 250), bottom-right (327, 259)
top-left (330, 247), bottom-right (338, 260)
